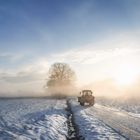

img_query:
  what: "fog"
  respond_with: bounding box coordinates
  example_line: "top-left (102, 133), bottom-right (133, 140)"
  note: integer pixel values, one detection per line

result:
top-left (44, 85), bottom-right (78, 98)
top-left (83, 77), bottom-right (140, 101)
top-left (0, 76), bottom-right (140, 99)
top-left (42, 76), bottom-right (140, 100)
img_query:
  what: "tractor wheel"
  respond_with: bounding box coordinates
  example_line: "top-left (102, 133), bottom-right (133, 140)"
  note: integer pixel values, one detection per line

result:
top-left (80, 102), bottom-right (85, 106)
top-left (89, 101), bottom-right (94, 106)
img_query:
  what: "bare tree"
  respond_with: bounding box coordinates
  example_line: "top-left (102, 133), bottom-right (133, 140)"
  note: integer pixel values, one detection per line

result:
top-left (46, 63), bottom-right (76, 87)
top-left (44, 63), bottom-right (76, 97)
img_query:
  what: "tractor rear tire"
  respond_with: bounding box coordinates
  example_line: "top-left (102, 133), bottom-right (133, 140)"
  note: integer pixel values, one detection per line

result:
top-left (89, 101), bottom-right (94, 106)
top-left (80, 102), bottom-right (85, 106)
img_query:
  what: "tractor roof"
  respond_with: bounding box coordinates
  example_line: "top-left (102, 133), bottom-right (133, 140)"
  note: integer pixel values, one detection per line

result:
top-left (82, 90), bottom-right (92, 92)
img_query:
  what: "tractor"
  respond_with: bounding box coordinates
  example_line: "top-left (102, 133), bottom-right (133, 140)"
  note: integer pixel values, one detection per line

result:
top-left (78, 90), bottom-right (95, 106)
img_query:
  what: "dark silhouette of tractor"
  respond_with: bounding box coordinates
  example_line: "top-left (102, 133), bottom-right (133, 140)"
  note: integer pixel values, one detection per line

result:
top-left (78, 90), bottom-right (95, 106)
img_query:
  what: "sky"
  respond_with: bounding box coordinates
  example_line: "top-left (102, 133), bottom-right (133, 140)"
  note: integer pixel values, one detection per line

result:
top-left (0, 0), bottom-right (140, 96)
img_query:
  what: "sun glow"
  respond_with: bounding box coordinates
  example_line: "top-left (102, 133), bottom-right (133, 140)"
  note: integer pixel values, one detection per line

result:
top-left (113, 64), bottom-right (139, 86)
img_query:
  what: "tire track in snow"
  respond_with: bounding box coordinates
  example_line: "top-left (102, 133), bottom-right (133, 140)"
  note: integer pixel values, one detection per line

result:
top-left (87, 104), bottom-right (140, 140)
top-left (69, 99), bottom-right (126, 140)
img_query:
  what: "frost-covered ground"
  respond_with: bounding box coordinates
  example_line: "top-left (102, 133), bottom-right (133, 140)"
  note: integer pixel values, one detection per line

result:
top-left (0, 98), bottom-right (68, 140)
top-left (97, 97), bottom-right (140, 115)
top-left (69, 99), bottom-right (127, 140)
top-left (0, 97), bottom-right (140, 140)
top-left (70, 98), bottom-right (140, 140)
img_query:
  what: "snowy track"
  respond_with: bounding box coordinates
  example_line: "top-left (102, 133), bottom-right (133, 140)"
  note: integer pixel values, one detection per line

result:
top-left (69, 99), bottom-right (140, 140)
top-left (69, 99), bottom-right (126, 140)
top-left (88, 104), bottom-right (140, 140)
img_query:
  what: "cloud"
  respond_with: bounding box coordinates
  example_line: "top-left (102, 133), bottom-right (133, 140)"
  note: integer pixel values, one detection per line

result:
top-left (46, 31), bottom-right (140, 86)
top-left (0, 59), bottom-right (49, 95)
top-left (0, 31), bottom-right (140, 95)
top-left (0, 59), bottom-right (49, 84)
top-left (47, 30), bottom-right (140, 65)
top-left (0, 72), bottom-right (39, 83)
top-left (0, 52), bottom-right (24, 63)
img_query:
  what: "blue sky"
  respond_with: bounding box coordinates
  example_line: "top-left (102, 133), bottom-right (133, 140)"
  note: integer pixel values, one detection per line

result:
top-left (0, 0), bottom-right (140, 95)
top-left (1, 0), bottom-right (140, 55)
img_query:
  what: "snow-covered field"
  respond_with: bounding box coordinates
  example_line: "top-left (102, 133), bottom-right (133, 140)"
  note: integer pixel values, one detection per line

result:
top-left (0, 97), bottom-right (140, 140)
top-left (0, 98), bottom-right (68, 140)
top-left (97, 97), bottom-right (140, 114)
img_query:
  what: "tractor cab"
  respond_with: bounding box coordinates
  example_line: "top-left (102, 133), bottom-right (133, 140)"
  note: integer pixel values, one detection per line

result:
top-left (78, 90), bottom-right (95, 106)
top-left (80, 90), bottom-right (93, 96)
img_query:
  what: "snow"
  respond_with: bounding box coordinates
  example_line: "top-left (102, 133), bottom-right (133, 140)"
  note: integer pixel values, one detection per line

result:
top-left (69, 99), bottom-right (126, 140)
top-left (91, 104), bottom-right (140, 140)
top-left (0, 97), bottom-right (140, 140)
top-left (69, 98), bottom-right (140, 140)
top-left (97, 97), bottom-right (140, 114)
top-left (0, 98), bottom-right (68, 140)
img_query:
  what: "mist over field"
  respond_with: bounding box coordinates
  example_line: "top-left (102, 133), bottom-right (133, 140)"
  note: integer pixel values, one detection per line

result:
top-left (85, 78), bottom-right (140, 98)
top-left (0, 75), bottom-right (140, 100)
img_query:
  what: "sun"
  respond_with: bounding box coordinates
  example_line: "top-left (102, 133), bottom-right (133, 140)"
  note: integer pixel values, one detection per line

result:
top-left (112, 64), bottom-right (138, 86)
